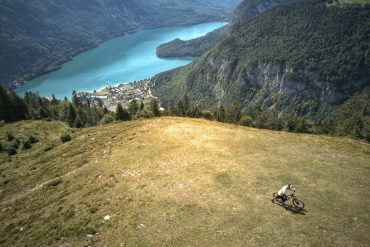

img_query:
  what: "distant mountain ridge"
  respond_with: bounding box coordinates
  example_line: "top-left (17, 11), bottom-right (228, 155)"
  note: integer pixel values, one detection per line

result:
top-left (0, 0), bottom-right (240, 89)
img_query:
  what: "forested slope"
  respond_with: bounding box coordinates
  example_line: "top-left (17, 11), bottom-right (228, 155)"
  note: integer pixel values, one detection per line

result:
top-left (152, 0), bottom-right (370, 139)
top-left (155, 0), bottom-right (300, 58)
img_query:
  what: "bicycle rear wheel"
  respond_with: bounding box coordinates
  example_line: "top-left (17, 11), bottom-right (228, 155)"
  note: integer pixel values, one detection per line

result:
top-left (272, 193), bottom-right (279, 203)
top-left (293, 199), bottom-right (305, 209)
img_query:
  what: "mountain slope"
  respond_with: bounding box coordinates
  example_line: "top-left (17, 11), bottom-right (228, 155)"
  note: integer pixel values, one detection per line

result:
top-left (0, 0), bottom-right (240, 89)
top-left (231, 0), bottom-right (302, 23)
top-left (156, 26), bottom-right (230, 58)
top-left (155, 0), bottom-right (301, 58)
top-left (0, 117), bottom-right (369, 246)
top-left (152, 1), bottom-right (370, 119)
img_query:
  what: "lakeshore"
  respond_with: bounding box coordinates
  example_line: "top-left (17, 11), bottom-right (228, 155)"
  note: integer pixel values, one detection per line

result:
top-left (77, 79), bottom-right (155, 111)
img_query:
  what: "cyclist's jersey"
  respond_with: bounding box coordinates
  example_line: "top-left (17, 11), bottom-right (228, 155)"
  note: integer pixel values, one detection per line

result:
top-left (278, 185), bottom-right (294, 196)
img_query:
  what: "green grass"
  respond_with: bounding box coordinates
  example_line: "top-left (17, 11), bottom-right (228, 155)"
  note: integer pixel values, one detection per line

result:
top-left (0, 117), bottom-right (369, 246)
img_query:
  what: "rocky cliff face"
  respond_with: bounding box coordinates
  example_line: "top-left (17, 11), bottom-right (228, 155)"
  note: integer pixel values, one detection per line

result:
top-left (0, 0), bottom-right (239, 89)
top-left (207, 59), bottom-right (367, 109)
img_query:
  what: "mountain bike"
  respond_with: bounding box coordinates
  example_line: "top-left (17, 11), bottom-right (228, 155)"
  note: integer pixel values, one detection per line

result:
top-left (272, 192), bottom-right (305, 209)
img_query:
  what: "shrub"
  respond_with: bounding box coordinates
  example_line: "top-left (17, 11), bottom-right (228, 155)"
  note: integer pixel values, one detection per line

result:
top-left (89, 206), bottom-right (100, 214)
top-left (28, 135), bottom-right (39, 144)
top-left (99, 114), bottom-right (115, 125)
top-left (12, 141), bottom-right (20, 150)
top-left (0, 142), bottom-right (3, 151)
top-left (44, 143), bottom-right (55, 152)
top-left (239, 115), bottom-right (254, 126)
top-left (295, 118), bottom-right (313, 133)
top-left (6, 146), bottom-right (17, 156)
top-left (136, 110), bottom-right (152, 119)
top-left (60, 134), bottom-right (72, 143)
top-left (22, 140), bottom-right (32, 150)
top-left (6, 131), bottom-right (14, 141)
top-left (200, 110), bottom-right (213, 120)
top-left (86, 226), bottom-right (98, 235)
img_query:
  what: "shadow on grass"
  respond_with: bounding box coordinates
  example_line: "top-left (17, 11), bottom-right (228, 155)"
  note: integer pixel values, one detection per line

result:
top-left (271, 199), bottom-right (307, 215)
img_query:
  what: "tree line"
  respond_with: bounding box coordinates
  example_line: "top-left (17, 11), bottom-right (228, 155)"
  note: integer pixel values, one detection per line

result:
top-left (0, 84), bottom-right (161, 128)
top-left (1, 84), bottom-right (368, 141)
top-left (162, 92), bottom-right (369, 142)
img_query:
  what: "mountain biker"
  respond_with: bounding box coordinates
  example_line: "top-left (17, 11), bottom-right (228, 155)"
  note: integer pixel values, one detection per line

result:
top-left (275, 184), bottom-right (295, 205)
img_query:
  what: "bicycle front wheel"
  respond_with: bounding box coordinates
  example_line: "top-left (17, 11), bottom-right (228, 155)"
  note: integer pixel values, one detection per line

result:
top-left (293, 199), bottom-right (305, 209)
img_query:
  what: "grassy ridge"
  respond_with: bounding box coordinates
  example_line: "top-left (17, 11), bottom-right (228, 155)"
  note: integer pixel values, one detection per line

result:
top-left (0, 118), bottom-right (369, 246)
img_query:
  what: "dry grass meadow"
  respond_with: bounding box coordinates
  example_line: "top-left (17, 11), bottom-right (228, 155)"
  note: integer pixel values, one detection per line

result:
top-left (0, 117), bottom-right (369, 246)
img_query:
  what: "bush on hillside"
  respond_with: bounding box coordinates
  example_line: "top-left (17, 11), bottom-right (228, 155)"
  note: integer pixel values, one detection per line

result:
top-left (6, 131), bottom-right (14, 141)
top-left (22, 140), bottom-right (32, 150)
top-left (136, 109), bottom-right (153, 119)
top-left (99, 114), bottom-right (115, 125)
top-left (6, 146), bottom-right (17, 156)
top-left (60, 134), bottom-right (72, 143)
top-left (28, 135), bottom-right (39, 144)
top-left (200, 110), bottom-right (213, 120)
top-left (12, 140), bottom-right (20, 150)
top-left (239, 115), bottom-right (253, 126)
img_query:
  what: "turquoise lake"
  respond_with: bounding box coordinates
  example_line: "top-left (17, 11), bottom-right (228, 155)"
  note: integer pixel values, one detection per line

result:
top-left (16, 22), bottom-right (227, 99)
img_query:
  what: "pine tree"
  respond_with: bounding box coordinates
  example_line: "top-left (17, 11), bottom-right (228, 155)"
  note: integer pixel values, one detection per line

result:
top-left (177, 100), bottom-right (184, 117)
top-left (182, 94), bottom-right (190, 116)
top-left (140, 101), bottom-right (145, 111)
top-left (74, 108), bottom-right (85, 128)
top-left (122, 108), bottom-right (131, 121)
top-left (128, 99), bottom-right (139, 116)
top-left (38, 107), bottom-right (49, 119)
top-left (72, 90), bottom-right (80, 107)
top-left (8, 91), bottom-right (27, 121)
top-left (189, 105), bottom-right (200, 118)
top-left (103, 107), bottom-right (109, 115)
top-left (150, 99), bottom-right (161, 117)
top-left (116, 103), bottom-right (124, 120)
top-left (51, 94), bottom-right (59, 105)
top-left (166, 99), bottom-right (177, 116)
top-left (67, 103), bottom-right (76, 127)
top-left (225, 101), bottom-right (241, 124)
top-left (0, 84), bottom-right (11, 121)
top-left (216, 105), bottom-right (226, 122)
top-left (116, 103), bottom-right (131, 121)
top-left (0, 84), bottom-right (27, 122)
